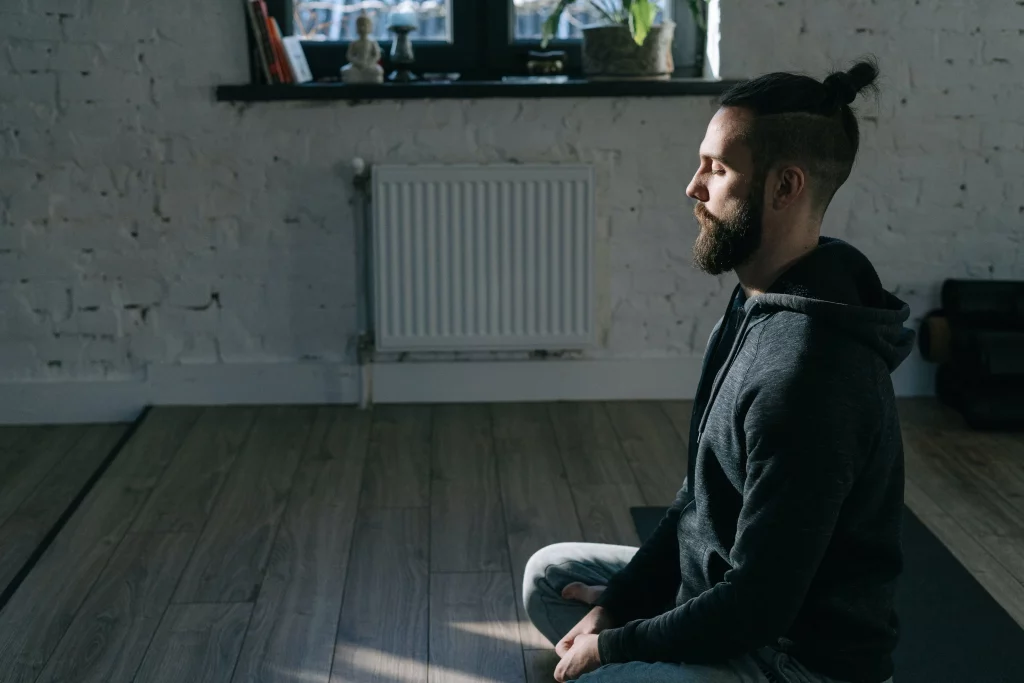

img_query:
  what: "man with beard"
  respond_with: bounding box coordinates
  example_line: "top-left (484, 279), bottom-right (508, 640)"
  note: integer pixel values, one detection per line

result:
top-left (522, 59), bottom-right (914, 683)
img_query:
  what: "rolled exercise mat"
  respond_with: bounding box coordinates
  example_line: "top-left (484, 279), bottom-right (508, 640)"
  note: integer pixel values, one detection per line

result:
top-left (949, 328), bottom-right (1024, 378)
top-left (920, 311), bottom-right (1024, 376)
top-left (941, 279), bottom-right (1024, 330)
top-left (936, 364), bottom-right (1024, 431)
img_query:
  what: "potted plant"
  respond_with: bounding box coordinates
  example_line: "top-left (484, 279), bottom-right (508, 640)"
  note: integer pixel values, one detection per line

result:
top-left (541, 0), bottom-right (705, 80)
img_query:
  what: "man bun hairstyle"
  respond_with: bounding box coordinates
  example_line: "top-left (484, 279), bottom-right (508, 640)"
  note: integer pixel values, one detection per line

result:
top-left (719, 58), bottom-right (880, 214)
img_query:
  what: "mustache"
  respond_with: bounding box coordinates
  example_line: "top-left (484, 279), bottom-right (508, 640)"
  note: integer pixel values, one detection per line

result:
top-left (694, 202), bottom-right (718, 224)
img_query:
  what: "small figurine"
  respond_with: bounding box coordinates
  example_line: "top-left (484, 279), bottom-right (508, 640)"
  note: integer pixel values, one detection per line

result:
top-left (341, 13), bottom-right (384, 84)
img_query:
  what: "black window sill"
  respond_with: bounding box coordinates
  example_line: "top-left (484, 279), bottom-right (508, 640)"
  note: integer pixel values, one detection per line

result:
top-left (215, 76), bottom-right (742, 102)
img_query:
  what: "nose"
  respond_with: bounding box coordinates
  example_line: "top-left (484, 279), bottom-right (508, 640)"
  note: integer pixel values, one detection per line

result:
top-left (686, 171), bottom-right (708, 203)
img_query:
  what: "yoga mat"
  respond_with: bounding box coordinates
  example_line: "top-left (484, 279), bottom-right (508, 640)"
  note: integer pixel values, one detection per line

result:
top-left (630, 506), bottom-right (1024, 683)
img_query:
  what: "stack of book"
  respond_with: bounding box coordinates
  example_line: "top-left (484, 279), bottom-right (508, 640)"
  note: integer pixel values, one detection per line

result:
top-left (245, 0), bottom-right (313, 84)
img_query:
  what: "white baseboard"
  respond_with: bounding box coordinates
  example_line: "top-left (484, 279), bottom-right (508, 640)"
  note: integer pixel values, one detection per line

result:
top-left (0, 356), bottom-right (935, 424)
top-left (146, 363), bottom-right (357, 406)
top-left (370, 357), bottom-right (707, 404)
top-left (0, 363), bottom-right (360, 425)
top-left (371, 355), bottom-right (936, 404)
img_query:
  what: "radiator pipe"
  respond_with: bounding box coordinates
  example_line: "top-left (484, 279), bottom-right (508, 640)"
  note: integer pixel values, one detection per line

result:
top-left (352, 157), bottom-right (374, 409)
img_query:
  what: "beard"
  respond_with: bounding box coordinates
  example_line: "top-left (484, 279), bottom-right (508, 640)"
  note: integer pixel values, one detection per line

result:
top-left (692, 190), bottom-right (764, 275)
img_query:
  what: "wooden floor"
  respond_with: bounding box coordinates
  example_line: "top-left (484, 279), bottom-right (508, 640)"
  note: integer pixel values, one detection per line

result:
top-left (0, 400), bottom-right (1022, 683)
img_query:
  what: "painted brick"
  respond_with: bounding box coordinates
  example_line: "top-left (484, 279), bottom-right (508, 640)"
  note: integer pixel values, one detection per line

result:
top-left (0, 73), bottom-right (58, 104)
top-left (57, 71), bottom-right (149, 105)
top-left (166, 280), bottom-right (213, 308)
top-left (0, 341), bottom-right (37, 377)
top-left (0, 0), bottom-right (1021, 382)
top-left (0, 12), bottom-right (62, 42)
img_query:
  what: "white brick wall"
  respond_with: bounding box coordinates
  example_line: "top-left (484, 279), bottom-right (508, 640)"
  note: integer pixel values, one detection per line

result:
top-left (1, 0), bottom-right (1022, 394)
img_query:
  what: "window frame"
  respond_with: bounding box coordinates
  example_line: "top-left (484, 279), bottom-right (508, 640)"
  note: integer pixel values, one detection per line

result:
top-left (265, 0), bottom-right (704, 82)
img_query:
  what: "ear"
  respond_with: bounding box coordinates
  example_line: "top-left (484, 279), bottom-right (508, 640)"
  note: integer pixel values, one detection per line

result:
top-left (770, 165), bottom-right (807, 210)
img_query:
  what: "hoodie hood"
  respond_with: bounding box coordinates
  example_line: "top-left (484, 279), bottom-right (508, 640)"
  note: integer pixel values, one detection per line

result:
top-left (751, 237), bottom-right (915, 372)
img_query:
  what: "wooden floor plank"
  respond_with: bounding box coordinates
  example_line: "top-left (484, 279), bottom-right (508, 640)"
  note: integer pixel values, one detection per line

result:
top-left (568, 483), bottom-right (643, 546)
top-left (660, 400), bottom-right (694, 451)
top-left (524, 649), bottom-right (559, 683)
top-left (934, 430), bottom-right (1024, 520)
top-left (491, 403), bottom-right (582, 650)
top-left (360, 405), bottom-right (432, 508)
top-left (547, 403), bottom-right (636, 486)
top-left (331, 508), bottom-right (428, 683)
top-left (173, 406), bottom-right (317, 604)
top-left (35, 532), bottom-right (196, 683)
top-left (132, 408), bottom-right (257, 533)
top-left (0, 413), bottom-right (190, 683)
top-left (133, 603), bottom-right (252, 683)
top-left (904, 479), bottom-right (1024, 628)
top-left (103, 407), bottom-right (205, 490)
top-left (429, 572), bottom-right (525, 683)
top-left (605, 401), bottom-right (687, 506)
top-left (549, 403), bottom-right (644, 546)
top-left (231, 407), bottom-right (371, 683)
top-left (0, 426), bottom-right (33, 449)
top-left (0, 424), bottom-right (125, 603)
top-left (431, 404), bottom-right (509, 573)
top-left (903, 429), bottom-right (1018, 538)
top-left (3, 397), bottom-right (1021, 683)
top-left (0, 426), bottom-right (84, 527)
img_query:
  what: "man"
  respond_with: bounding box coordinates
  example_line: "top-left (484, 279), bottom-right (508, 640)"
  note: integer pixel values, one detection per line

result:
top-left (523, 59), bottom-right (913, 683)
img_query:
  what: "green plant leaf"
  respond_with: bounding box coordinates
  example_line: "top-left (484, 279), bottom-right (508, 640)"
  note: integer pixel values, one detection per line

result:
top-left (686, 0), bottom-right (708, 30)
top-left (541, 0), bottom-right (575, 48)
top-left (589, 0), bottom-right (623, 24)
top-left (628, 0), bottom-right (657, 45)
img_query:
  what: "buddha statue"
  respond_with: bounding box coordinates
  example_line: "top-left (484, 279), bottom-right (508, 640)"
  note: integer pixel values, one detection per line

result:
top-left (341, 14), bottom-right (384, 84)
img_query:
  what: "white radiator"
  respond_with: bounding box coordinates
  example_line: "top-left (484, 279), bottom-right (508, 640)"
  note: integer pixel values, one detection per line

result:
top-left (371, 164), bottom-right (596, 352)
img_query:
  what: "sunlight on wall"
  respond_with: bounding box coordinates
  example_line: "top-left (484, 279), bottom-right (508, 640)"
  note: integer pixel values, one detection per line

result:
top-left (704, 0), bottom-right (721, 79)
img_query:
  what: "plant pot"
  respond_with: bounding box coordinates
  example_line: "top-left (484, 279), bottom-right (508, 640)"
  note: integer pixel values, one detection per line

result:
top-left (582, 21), bottom-right (675, 80)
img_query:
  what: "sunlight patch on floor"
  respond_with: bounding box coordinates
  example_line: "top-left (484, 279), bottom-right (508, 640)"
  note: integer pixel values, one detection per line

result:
top-left (449, 620), bottom-right (523, 646)
top-left (332, 643), bottom-right (511, 683)
top-left (266, 665), bottom-right (329, 682)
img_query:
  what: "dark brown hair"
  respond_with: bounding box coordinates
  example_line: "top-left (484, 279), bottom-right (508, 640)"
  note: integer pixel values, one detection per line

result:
top-left (719, 58), bottom-right (880, 213)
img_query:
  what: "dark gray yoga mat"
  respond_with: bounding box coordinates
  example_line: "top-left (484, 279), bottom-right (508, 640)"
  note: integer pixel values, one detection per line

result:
top-left (630, 506), bottom-right (1024, 683)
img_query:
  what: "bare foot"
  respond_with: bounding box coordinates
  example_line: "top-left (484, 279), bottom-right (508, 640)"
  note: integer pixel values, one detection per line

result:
top-left (561, 582), bottom-right (606, 605)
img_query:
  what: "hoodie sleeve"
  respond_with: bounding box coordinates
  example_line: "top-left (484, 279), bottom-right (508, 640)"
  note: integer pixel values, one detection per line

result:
top-left (593, 485), bottom-right (688, 624)
top-left (597, 349), bottom-right (874, 665)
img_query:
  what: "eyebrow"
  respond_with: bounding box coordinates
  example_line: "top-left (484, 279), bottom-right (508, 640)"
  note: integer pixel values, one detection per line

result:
top-left (701, 153), bottom-right (731, 166)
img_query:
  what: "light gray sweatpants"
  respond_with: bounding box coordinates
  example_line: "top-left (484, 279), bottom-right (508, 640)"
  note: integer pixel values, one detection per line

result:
top-left (522, 542), bottom-right (893, 683)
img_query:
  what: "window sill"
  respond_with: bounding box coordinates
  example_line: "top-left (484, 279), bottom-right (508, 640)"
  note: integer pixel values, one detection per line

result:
top-left (215, 76), bottom-right (741, 102)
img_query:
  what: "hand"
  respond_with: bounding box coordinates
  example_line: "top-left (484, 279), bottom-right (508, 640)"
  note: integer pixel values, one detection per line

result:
top-left (555, 584), bottom-right (614, 658)
top-left (554, 633), bottom-right (602, 682)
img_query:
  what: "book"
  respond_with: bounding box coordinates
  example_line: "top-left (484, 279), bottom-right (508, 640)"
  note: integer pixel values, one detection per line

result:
top-left (252, 0), bottom-right (282, 83)
top-left (269, 18), bottom-right (294, 84)
top-left (244, 0), bottom-right (272, 83)
top-left (282, 36), bottom-right (313, 84)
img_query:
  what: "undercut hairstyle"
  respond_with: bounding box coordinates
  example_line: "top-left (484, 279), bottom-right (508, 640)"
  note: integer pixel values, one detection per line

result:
top-left (719, 58), bottom-right (880, 214)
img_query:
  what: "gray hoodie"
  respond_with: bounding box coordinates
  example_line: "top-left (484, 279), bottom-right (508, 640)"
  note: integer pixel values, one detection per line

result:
top-left (596, 237), bottom-right (915, 683)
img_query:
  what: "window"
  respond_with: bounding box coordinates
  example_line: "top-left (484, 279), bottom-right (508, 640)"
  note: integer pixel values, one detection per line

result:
top-left (293, 0), bottom-right (451, 42)
top-left (265, 0), bottom-right (703, 82)
top-left (511, 0), bottom-right (670, 41)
